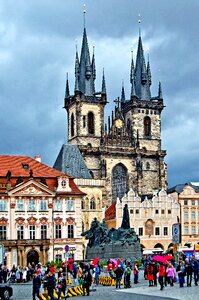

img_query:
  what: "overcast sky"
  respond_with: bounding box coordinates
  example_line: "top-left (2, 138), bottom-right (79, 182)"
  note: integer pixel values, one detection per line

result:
top-left (0, 0), bottom-right (198, 188)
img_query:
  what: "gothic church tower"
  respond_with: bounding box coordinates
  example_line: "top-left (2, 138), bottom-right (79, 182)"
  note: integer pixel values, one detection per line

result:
top-left (55, 16), bottom-right (167, 204)
top-left (64, 28), bottom-right (107, 149)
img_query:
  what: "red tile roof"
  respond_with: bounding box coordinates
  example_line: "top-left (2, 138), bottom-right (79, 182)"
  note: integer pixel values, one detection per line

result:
top-left (104, 201), bottom-right (116, 221)
top-left (0, 155), bottom-right (84, 195)
top-left (0, 155), bottom-right (63, 177)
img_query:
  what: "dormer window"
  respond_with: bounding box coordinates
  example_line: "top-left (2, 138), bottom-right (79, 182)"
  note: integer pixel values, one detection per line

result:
top-left (22, 163), bottom-right (29, 170)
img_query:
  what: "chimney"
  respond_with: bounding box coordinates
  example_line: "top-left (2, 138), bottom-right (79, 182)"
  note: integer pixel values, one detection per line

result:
top-left (34, 155), bottom-right (41, 163)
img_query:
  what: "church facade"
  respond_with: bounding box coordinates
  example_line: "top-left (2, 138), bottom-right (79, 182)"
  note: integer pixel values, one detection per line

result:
top-left (54, 20), bottom-right (167, 207)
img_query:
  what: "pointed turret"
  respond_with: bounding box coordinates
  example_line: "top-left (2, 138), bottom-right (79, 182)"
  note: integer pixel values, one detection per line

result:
top-left (121, 81), bottom-right (125, 102)
top-left (141, 56), bottom-right (147, 84)
top-left (75, 46), bottom-right (80, 78)
top-left (158, 81), bottom-right (163, 99)
top-left (130, 52), bottom-right (137, 99)
top-left (74, 74), bottom-right (80, 93)
top-left (91, 46), bottom-right (96, 80)
top-left (147, 55), bottom-right (152, 86)
top-left (130, 51), bottom-right (135, 84)
top-left (101, 69), bottom-right (106, 95)
top-left (65, 73), bottom-right (70, 98)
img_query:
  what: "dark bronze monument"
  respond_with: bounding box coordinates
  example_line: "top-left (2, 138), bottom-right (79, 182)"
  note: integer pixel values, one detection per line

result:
top-left (82, 204), bottom-right (141, 259)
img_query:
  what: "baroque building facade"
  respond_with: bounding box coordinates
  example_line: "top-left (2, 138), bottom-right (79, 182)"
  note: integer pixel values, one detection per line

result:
top-left (104, 189), bottom-right (180, 251)
top-left (169, 182), bottom-right (199, 248)
top-left (0, 155), bottom-right (84, 269)
top-left (54, 19), bottom-right (167, 208)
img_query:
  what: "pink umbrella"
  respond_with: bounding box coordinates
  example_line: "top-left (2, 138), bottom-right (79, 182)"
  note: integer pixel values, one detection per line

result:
top-left (153, 255), bottom-right (166, 263)
top-left (110, 258), bottom-right (118, 266)
top-left (68, 258), bottom-right (74, 263)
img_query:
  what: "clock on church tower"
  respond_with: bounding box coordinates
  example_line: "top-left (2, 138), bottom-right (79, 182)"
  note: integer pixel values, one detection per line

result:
top-left (115, 118), bottom-right (124, 129)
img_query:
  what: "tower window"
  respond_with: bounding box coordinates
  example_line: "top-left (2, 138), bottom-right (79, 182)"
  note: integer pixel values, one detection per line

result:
top-left (83, 116), bottom-right (86, 128)
top-left (146, 162), bottom-right (150, 170)
top-left (88, 112), bottom-right (94, 134)
top-left (71, 113), bottom-right (74, 137)
top-left (144, 116), bottom-right (151, 137)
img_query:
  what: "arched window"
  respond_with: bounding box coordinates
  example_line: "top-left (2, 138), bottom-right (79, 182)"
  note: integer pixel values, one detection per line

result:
top-left (144, 116), bottom-right (151, 137)
top-left (146, 162), bottom-right (150, 170)
top-left (71, 113), bottom-right (74, 137)
top-left (112, 164), bottom-right (128, 201)
top-left (82, 222), bottom-right (85, 233)
top-left (81, 200), bottom-right (85, 210)
top-left (88, 112), bottom-right (94, 134)
top-left (90, 199), bottom-right (96, 210)
top-left (83, 116), bottom-right (86, 128)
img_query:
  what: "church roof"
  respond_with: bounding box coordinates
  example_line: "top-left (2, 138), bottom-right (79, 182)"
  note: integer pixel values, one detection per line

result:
top-left (104, 201), bottom-right (116, 221)
top-left (53, 144), bottom-right (92, 179)
top-left (168, 183), bottom-right (199, 194)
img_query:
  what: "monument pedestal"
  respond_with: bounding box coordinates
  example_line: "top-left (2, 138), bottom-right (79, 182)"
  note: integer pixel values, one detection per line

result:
top-left (86, 241), bottom-right (141, 260)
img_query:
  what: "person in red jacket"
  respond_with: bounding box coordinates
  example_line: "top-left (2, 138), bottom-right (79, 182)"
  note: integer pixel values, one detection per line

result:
top-left (147, 263), bottom-right (154, 287)
top-left (107, 260), bottom-right (113, 277)
top-left (158, 263), bottom-right (165, 290)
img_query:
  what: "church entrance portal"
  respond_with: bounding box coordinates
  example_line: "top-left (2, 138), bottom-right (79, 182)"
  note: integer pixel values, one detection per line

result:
top-left (27, 250), bottom-right (39, 266)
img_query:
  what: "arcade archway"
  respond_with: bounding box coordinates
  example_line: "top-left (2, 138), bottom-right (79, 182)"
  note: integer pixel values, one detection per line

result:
top-left (27, 250), bottom-right (39, 266)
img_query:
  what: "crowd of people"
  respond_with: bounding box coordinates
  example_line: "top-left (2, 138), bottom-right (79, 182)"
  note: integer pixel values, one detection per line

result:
top-left (1, 253), bottom-right (199, 299)
top-left (143, 254), bottom-right (199, 290)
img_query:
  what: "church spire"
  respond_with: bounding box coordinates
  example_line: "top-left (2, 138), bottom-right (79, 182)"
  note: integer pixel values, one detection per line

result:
top-left (135, 27), bottom-right (151, 100)
top-left (135, 35), bottom-right (144, 98)
top-left (121, 81), bottom-right (125, 102)
top-left (78, 7), bottom-right (95, 96)
top-left (158, 81), bottom-right (163, 99)
top-left (101, 68), bottom-right (106, 95)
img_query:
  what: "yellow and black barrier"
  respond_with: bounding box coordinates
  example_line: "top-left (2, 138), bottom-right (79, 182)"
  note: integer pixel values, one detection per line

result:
top-left (40, 285), bottom-right (84, 299)
top-left (98, 276), bottom-right (124, 286)
top-left (67, 285), bottom-right (84, 297)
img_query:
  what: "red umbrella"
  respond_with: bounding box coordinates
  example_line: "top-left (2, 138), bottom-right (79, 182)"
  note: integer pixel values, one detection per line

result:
top-left (153, 255), bottom-right (166, 263)
top-left (92, 257), bottom-right (100, 265)
top-left (164, 255), bottom-right (173, 261)
top-left (68, 258), bottom-right (74, 263)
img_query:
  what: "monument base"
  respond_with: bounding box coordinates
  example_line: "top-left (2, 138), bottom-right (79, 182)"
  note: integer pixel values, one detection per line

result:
top-left (86, 241), bottom-right (141, 260)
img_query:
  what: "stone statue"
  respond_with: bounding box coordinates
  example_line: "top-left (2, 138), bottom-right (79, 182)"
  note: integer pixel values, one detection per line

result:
top-left (121, 204), bottom-right (130, 229)
top-left (81, 218), bottom-right (109, 247)
top-left (82, 214), bottom-right (141, 260)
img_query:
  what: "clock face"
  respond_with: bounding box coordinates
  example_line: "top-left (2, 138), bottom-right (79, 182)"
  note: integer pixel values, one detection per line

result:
top-left (115, 119), bottom-right (123, 129)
